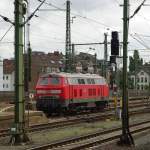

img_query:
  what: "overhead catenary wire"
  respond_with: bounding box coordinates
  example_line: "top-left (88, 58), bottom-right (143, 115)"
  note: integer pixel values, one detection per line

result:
top-left (35, 15), bottom-right (100, 42)
top-left (134, 33), bottom-right (150, 48)
top-left (38, 0), bottom-right (116, 30)
top-left (0, 14), bottom-right (14, 25)
top-left (0, 41), bottom-right (14, 44)
top-left (23, 0), bottom-right (46, 26)
top-left (0, 25), bottom-right (13, 42)
top-left (113, 0), bottom-right (120, 5)
top-left (37, 0), bottom-right (65, 11)
top-left (130, 34), bottom-right (150, 49)
top-left (129, 0), bottom-right (146, 19)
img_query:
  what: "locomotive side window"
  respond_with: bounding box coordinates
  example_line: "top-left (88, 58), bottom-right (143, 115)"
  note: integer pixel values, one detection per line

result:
top-left (95, 79), bottom-right (100, 84)
top-left (91, 79), bottom-right (95, 84)
top-left (78, 79), bottom-right (81, 84)
top-left (39, 78), bottom-right (49, 85)
top-left (78, 79), bottom-right (85, 84)
top-left (87, 79), bottom-right (91, 84)
top-left (81, 79), bottom-right (85, 84)
top-left (50, 77), bottom-right (60, 85)
top-left (68, 78), bottom-right (78, 84)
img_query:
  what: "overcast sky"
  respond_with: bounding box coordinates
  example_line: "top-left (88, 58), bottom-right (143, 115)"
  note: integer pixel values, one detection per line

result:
top-left (0, 0), bottom-right (150, 63)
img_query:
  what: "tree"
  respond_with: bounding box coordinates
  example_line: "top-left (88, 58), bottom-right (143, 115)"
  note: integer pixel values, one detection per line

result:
top-left (129, 50), bottom-right (143, 72)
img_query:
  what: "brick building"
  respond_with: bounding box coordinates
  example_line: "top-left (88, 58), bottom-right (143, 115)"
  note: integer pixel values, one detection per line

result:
top-left (2, 51), bottom-right (104, 92)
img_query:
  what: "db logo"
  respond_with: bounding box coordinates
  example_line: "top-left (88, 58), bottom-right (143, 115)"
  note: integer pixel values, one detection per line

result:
top-left (29, 93), bottom-right (34, 99)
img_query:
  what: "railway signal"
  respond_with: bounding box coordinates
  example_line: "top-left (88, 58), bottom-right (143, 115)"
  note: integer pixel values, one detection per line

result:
top-left (111, 31), bottom-right (119, 56)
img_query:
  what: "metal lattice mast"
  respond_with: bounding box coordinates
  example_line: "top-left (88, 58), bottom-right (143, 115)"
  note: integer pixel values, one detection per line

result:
top-left (104, 33), bottom-right (108, 78)
top-left (10, 0), bottom-right (29, 144)
top-left (118, 0), bottom-right (134, 145)
top-left (65, 0), bottom-right (71, 72)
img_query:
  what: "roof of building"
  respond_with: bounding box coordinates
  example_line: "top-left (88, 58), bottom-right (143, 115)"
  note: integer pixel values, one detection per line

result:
top-left (3, 59), bottom-right (14, 74)
top-left (130, 66), bottom-right (150, 76)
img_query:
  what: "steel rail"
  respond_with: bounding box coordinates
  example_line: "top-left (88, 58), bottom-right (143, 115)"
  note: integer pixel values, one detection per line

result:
top-left (28, 119), bottom-right (150, 150)
top-left (0, 106), bottom-right (150, 138)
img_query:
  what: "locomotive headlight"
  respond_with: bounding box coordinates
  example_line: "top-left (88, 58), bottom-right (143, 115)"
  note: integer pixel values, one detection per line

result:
top-left (50, 90), bottom-right (61, 94)
top-left (37, 90), bottom-right (47, 94)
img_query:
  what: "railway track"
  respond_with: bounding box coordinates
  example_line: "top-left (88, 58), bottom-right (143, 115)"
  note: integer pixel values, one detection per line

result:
top-left (0, 97), bottom-right (149, 139)
top-left (28, 120), bottom-right (150, 150)
top-left (0, 107), bottom-right (149, 139)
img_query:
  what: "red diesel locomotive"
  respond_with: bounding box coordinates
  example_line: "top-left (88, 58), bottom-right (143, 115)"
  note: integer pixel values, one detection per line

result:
top-left (35, 73), bottom-right (109, 114)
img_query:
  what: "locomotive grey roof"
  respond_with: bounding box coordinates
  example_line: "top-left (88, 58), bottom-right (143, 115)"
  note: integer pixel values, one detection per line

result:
top-left (42, 72), bottom-right (104, 79)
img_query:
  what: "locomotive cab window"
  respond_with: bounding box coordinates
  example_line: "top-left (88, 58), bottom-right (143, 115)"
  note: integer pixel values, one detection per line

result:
top-left (50, 77), bottom-right (60, 85)
top-left (39, 78), bottom-right (49, 85)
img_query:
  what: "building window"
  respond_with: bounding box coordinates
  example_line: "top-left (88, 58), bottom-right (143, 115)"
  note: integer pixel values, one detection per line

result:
top-left (6, 76), bottom-right (8, 80)
top-left (137, 78), bottom-right (139, 82)
top-left (145, 77), bottom-right (147, 83)
top-left (137, 84), bottom-right (139, 90)
top-left (141, 72), bottom-right (144, 75)
top-left (3, 84), bottom-right (4, 88)
top-left (3, 76), bottom-right (5, 80)
top-left (141, 77), bottom-right (143, 83)
top-left (141, 85), bottom-right (144, 90)
top-left (6, 84), bottom-right (8, 88)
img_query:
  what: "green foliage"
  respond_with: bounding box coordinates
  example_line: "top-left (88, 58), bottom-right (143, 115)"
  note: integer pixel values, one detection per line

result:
top-left (129, 50), bottom-right (143, 72)
top-left (144, 85), bottom-right (149, 90)
top-left (128, 77), bottom-right (134, 89)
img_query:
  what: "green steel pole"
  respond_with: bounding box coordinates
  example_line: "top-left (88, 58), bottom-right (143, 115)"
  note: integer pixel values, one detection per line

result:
top-left (94, 53), bottom-right (97, 74)
top-left (104, 33), bottom-right (108, 78)
top-left (72, 43), bottom-right (75, 72)
top-left (10, 0), bottom-right (29, 144)
top-left (119, 0), bottom-right (134, 145)
top-left (65, 0), bottom-right (71, 72)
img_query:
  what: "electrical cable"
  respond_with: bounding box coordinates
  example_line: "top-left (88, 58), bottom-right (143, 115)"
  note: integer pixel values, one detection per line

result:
top-left (35, 0), bottom-right (114, 42)
top-left (0, 14), bottom-right (14, 25)
top-left (130, 0), bottom-right (146, 19)
top-left (0, 25), bottom-right (13, 42)
top-left (38, 0), bottom-right (116, 30)
top-left (130, 34), bottom-right (150, 49)
top-left (134, 32), bottom-right (150, 37)
top-left (0, 41), bottom-right (14, 44)
top-left (23, 0), bottom-right (46, 26)
top-left (35, 15), bottom-right (100, 42)
top-left (113, 0), bottom-right (120, 5)
top-left (134, 33), bottom-right (150, 48)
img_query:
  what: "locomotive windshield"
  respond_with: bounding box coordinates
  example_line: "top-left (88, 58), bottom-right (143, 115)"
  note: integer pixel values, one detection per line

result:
top-left (38, 78), bottom-right (49, 85)
top-left (38, 77), bottom-right (60, 85)
top-left (50, 77), bottom-right (60, 85)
